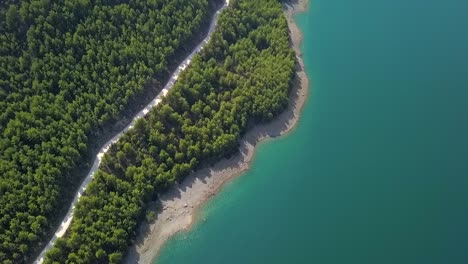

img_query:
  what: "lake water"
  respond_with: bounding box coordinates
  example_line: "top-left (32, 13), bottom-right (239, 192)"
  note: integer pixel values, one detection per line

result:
top-left (155, 0), bottom-right (468, 263)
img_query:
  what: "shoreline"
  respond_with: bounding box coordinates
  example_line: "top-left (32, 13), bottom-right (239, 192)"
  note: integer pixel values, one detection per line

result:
top-left (124, 0), bottom-right (310, 263)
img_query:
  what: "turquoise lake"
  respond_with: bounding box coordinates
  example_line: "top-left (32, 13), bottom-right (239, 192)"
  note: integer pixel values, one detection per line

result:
top-left (155, 0), bottom-right (468, 263)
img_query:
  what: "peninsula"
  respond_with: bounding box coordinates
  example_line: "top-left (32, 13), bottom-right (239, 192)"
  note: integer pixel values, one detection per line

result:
top-left (125, 0), bottom-right (310, 263)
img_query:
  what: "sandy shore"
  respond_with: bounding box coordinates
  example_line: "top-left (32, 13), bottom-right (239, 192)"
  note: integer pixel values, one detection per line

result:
top-left (124, 1), bottom-right (310, 263)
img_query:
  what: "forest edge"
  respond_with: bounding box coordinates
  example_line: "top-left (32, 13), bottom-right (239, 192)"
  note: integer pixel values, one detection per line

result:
top-left (123, 0), bottom-right (310, 263)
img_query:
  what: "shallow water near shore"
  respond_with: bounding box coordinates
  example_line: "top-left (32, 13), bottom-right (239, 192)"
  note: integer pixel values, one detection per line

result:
top-left (154, 0), bottom-right (468, 263)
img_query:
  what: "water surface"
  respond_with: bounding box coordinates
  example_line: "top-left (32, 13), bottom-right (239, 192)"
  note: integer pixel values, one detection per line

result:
top-left (155, 0), bottom-right (468, 263)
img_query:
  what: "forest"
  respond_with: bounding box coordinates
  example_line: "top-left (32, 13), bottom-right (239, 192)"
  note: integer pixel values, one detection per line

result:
top-left (0, 0), bottom-right (219, 263)
top-left (44, 0), bottom-right (296, 263)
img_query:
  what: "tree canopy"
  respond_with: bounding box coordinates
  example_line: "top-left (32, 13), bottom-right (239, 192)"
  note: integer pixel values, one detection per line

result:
top-left (44, 0), bottom-right (296, 263)
top-left (0, 0), bottom-right (217, 262)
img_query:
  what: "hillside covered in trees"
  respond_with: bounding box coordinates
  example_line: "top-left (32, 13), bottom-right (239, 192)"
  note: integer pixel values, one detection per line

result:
top-left (0, 0), bottom-right (220, 262)
top-left (44, 0), bottom-right (296, 263)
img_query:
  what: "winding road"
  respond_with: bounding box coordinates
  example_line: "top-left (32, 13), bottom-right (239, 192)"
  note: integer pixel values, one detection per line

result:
top-left (34, 1), bottom-right (229, 263)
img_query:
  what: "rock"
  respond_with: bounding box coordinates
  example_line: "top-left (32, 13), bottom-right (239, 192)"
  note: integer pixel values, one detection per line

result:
top-left (184, 203), bottom-right (188, 208)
